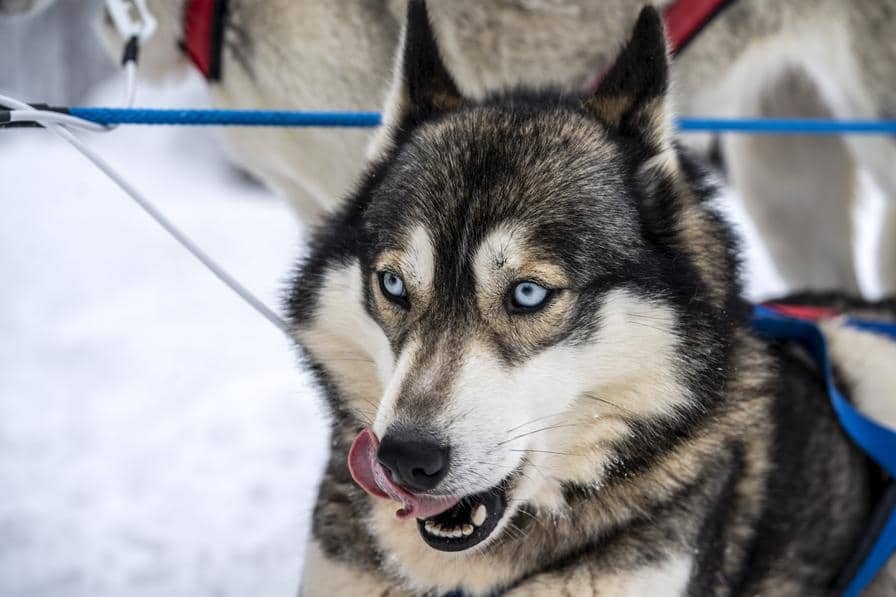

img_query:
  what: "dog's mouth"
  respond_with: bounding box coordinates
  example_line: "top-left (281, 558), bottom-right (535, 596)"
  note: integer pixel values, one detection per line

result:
top-left (348, 428), bottom-right (513, 552)
top-left (415, 481), bottom-right (508, 552)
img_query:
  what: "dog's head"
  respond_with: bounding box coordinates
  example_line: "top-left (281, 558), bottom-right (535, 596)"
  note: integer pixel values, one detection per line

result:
top-left (290, 1), bottom-right (742, 560)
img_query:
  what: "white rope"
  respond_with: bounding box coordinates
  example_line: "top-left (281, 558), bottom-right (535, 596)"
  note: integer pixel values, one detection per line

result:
top-left (1, 67), bottom-right (290, 336)
top-left (50, 124), bottom-right (290, 334)
top-left (124, 60), bottom-right (138, 107)
top-left (2, 57), bottom-right (136, 131)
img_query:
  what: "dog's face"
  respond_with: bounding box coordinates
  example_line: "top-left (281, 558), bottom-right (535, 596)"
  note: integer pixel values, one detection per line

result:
top-left (291, 2), bottom-right (738, 560)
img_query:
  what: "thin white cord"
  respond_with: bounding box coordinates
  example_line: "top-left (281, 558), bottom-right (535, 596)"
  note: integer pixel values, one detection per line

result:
top-left (52, 123), bottom-right (290, 334)
top-left (6, 107), bottom-right (109, 132)
top-left (1, 65), bottom-right (290, 335)
top-left (124, 60), bottom-right (137, 107)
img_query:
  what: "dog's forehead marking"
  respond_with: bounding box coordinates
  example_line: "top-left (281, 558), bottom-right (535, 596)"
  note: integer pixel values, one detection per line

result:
top-left (376, 224), bottom-right (435, 295)
top-left (472, 223), bottom-right (573, 289)
top-left (405, 224), bottom-right (435, 291)
top-left (472, 223), bottom-right (527, 283)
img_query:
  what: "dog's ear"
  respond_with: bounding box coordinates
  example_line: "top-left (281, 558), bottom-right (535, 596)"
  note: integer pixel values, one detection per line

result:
top-left (367, 0), bottom-right (463, 159)
top-left (584, 6), bottom-right (671, 152)
top-left (397, 0), bottom-right (463, 121)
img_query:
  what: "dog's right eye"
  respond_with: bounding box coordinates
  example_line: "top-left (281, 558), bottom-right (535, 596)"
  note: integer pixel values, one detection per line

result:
top-left (507, 281), bottom-right (552, 313)
top-left (379, 271), bottom-right (410, 307)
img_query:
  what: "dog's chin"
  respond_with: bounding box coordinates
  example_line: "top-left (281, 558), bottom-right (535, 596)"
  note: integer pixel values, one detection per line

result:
top-left (415, 473), bottom-right (517, 553)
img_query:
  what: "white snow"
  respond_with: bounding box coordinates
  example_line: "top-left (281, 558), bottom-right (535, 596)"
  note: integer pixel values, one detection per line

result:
top-left (0, 75), bottom-right (327, 597)
top-left (0, 71), bottom-right (883, 596)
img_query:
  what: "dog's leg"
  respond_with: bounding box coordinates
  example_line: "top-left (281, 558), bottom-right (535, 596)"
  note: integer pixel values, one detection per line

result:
top-left (723, 66), bottom-right (860, 294)
top-left (881, 201), bottom-right (896, 294)
top-left (835, 0), bottom-right (896, 294)
top-left (820, 318), bottom-right (896, 431)
top-left (864, 556), bottom-right (896, 597)
top-left (504, 554), bottom-right (693, 597)
top-left (300, 539), bottom-right (408, 597)
top-left (822, 317), bottom-right (896, 595)
top-left (843, 135), bottom-right (896, 294)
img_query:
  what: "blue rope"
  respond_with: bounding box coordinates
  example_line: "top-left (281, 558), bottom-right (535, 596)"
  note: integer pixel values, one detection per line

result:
top-left (66, 108), bottom-right (896, 134)
top-left (69, 108), bottom-right (382, 128)
top-left (678, 117), bottom-right (896, 135)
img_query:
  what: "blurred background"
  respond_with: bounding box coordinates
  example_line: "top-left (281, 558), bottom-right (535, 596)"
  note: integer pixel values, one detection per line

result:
top-left (0, 2), bottom-right (885, 596)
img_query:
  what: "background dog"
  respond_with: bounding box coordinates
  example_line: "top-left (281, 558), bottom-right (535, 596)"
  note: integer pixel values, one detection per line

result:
top-left (97, 0), bottom-right (896, 296)
top-left (287, 4), bottom-right (894, 594)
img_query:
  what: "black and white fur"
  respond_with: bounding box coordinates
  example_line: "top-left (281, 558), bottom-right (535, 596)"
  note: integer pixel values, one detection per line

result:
top-left (287, 4), bottom-right (894, 595)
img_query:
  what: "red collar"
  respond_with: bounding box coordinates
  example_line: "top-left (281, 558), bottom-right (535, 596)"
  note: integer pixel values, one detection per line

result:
top-left (181, 0), bottom-right (228, 81)
top-left (664, 0), bottom-right (735, 56)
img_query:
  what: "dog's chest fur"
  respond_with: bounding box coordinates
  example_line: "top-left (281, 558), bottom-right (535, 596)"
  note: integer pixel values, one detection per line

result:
top-left (302, 330), bottom-right (869, 595)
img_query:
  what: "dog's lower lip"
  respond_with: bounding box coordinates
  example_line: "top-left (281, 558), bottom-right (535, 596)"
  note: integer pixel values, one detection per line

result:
top-left (415, 484), bottom-right (508, 552)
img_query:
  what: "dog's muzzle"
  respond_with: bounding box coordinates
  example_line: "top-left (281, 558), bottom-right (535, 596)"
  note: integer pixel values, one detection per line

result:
top-left (348, 428), bottom-right (511, 551)
top-left (348, 428), bottom-right (460, 519)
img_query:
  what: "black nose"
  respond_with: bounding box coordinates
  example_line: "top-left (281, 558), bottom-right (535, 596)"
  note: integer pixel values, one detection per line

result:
top-left (377, 429), bottom-right (450, 492)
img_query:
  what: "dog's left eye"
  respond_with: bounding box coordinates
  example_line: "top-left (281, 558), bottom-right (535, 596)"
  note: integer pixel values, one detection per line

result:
top-left (508, 281), bottom-right (551, 313)
top-left (379, 271), bottom-right (409, 304)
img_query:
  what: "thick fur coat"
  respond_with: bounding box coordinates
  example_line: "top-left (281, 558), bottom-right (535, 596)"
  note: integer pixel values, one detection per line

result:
top-left (287, 4), bottom-right (894, 595)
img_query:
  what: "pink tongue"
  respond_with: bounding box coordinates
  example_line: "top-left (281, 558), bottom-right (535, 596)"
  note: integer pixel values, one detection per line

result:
top-left (348, 428), bottom-right (460, 520)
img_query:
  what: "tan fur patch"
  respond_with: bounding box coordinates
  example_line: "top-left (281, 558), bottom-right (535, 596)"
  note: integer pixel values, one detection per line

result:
top-left (504, 553), bottom-right (693, 596)
top-left (295, 261), bottom-right (391, 424)
top-left (301, 539), bottom-right (403, 595)
top-left (587, 94), bottom-right (633, 127)
top-left (472, 223), bottom-right (575, 353)
top-left (371, 225), bottom-right (436, 333)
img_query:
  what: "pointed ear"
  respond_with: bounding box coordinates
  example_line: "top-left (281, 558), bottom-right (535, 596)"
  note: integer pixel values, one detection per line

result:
top-left (584, 6), bottom-right (671, 150)
top-left (367, 0), bottom-right (463, 159)
top-left (398, 0), bottom-right (463, 119)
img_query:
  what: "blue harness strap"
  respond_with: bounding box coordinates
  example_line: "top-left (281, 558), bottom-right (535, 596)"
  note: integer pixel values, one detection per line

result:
top-left (752, 306), bottom-right (896, 596)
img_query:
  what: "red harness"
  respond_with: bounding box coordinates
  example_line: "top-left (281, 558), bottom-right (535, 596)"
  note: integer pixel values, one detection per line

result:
top-left (762, 303), bottom-right (840, 321)
top-left (181, 0), bottom-right (228, 81)
top-left (664, 0), bottom-right (734, 56)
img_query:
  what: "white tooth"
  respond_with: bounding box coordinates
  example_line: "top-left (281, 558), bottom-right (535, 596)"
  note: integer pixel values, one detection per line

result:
top-left (462, 524), bottom-right (474, 536)
top-left (451, 528), bottom-right (463, 538)
top-left (425, 521), bottom-right (436, 533)
top-left (471, 505), bottom-right (487, 527)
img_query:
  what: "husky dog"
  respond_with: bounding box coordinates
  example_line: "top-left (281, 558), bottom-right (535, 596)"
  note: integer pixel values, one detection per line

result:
top-left (288, 3), bottom-right (894, 595)
top-left (96, 0), bottom-right (896, 295)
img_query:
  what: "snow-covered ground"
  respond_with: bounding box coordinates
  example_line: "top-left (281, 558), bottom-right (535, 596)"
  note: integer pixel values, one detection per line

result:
top-left (0, 72), bottom-right (883, 596)
top-left (0, 76), bottom-right (327, 596)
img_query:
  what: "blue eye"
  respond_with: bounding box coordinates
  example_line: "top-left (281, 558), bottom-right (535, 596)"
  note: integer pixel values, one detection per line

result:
top-left (509, 281), bottom-right (551, 312)
top-left (380, 271), bottom-right (408, 302)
